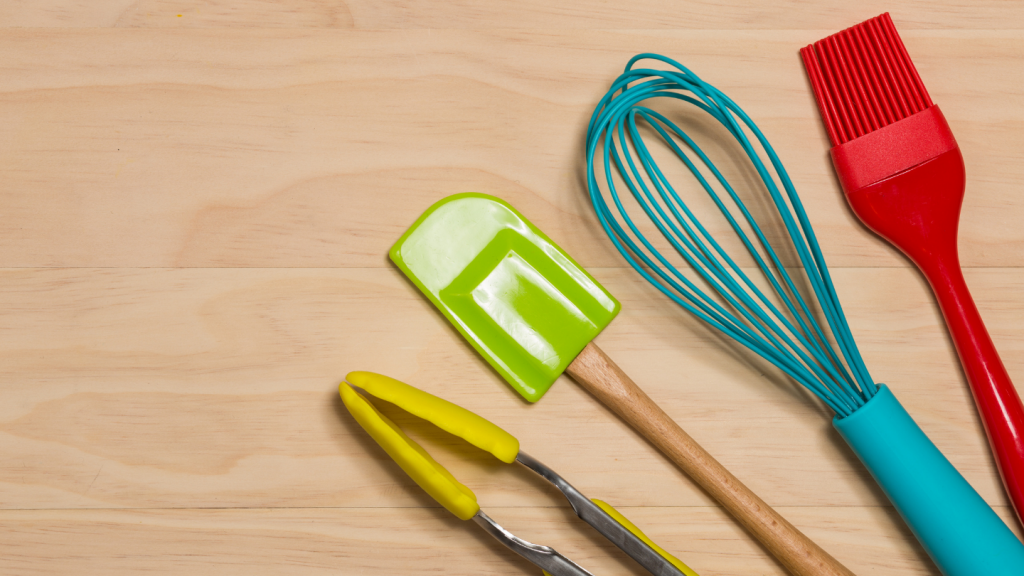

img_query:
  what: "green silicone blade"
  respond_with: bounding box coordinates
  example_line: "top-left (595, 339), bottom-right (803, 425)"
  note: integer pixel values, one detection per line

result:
top-left (391, 193), bottom-right (620, 402)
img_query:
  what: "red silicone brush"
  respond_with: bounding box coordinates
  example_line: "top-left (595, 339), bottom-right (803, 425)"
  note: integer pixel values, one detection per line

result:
top-left (801, 13), bottom-right (1024, 526)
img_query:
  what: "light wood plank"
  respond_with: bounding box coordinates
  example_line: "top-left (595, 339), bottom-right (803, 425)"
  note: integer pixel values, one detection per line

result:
top-left (0, 506), bottom-right (990, 576)
top-left (2, 1), bottom-right (1024, 30)
top-left (0, 30), bottom-right (1022, 268)
top-left (0, 267), bottom-right (1019, 513)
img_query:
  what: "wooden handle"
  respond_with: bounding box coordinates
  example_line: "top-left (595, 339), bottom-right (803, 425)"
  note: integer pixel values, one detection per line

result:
top-left (566, 342), bottom-right (855, 576)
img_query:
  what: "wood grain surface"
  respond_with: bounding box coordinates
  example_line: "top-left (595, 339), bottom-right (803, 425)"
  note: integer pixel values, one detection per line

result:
top-left (1, 3), bottom-right (1022, 575)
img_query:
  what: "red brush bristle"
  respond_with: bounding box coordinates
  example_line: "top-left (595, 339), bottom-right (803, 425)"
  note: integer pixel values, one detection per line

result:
top-left (801, 13), bottom-right (934, 146)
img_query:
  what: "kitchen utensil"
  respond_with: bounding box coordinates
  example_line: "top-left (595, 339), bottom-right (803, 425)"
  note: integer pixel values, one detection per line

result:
top-left (340, 370), bottom-right (697, 576)
top-left (800, 11), bottom-right (1024, 528)
top-left (391, 193), bottom-right (855, 576)
top-left (584, 52), bottom-right (1024, 576)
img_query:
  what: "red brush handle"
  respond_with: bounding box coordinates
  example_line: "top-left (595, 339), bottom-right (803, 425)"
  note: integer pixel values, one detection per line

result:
top-left (842, 137), bottom-right (1024, 525)
top-left (924, 251), bottom-right (1024, 513)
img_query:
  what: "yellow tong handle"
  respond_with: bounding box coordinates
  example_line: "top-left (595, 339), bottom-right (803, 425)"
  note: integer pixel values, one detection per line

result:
top-left (340, 371), bottom-right (698, 576)
top-left (340, 371), bottom-right (519, 520)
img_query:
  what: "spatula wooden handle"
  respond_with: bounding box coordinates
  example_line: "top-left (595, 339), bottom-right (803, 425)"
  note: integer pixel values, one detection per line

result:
top-left (566, 342), bottom-right (855, 576)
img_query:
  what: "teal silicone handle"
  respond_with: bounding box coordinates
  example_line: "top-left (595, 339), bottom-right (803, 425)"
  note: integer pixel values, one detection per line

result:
top-left (834, 385), bottom-right (1024, 575)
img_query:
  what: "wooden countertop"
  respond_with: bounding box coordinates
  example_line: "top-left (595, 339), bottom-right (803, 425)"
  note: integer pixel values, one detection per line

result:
top-left (1, 3), bottom-right (1022, 575)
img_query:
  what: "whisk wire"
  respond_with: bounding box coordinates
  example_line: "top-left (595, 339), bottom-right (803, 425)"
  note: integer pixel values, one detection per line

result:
top-left (618, 110), bottom-right (860, 414)
top-left (627, 109), bottom-right (864, 411)
top-left (751, 119), bottom-right (876, 396)
top-left (586, 53), bottom-right (877, 417)
top-left (687, 78), bottom-right (872, 405)
top-left (600, 132), bottom-right (852, 414)
top-left (632, 108), bottom-right (841, 365)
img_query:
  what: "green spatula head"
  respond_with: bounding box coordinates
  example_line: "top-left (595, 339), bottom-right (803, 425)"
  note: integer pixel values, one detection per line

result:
top-left (391, 193), bottom-right (620, 402)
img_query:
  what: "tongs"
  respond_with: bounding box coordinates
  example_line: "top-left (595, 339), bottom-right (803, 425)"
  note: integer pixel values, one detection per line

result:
top-left (340, 371), bottom-right (698, 576)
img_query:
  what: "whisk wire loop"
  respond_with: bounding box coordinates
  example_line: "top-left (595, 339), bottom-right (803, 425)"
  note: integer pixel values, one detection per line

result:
top-left (625, 110), bottom-right (864, 413)
top-left (586, 53), bottom-right (877, 417)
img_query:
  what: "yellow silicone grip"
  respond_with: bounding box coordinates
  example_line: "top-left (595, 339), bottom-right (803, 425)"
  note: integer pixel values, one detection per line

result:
top-left (346, 371), bottom-right (520, 463)
top-left (340, 381), bottom-right (480, 520)
top-left (592, 499), bottom-right (700, 576)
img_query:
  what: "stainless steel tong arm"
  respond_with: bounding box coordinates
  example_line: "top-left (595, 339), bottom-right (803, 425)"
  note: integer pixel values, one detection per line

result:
top-left (515, 451), bottom-right (687, 576)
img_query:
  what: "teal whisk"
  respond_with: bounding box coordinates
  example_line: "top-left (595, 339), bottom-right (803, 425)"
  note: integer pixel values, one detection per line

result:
top-left (585, 53), bottom-right (1024, 576)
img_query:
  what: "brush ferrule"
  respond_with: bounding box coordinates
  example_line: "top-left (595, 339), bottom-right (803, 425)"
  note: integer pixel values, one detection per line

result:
top-left (830, 105), bottom-right (957, 192)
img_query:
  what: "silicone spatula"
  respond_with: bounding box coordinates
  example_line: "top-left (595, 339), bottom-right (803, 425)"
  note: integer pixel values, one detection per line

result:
top-left (390, 193), bottom-right (855, 576)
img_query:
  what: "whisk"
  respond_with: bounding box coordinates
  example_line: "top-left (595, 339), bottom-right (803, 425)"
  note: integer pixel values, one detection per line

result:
top-left (584, 53), bottom-right (1024, 576)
